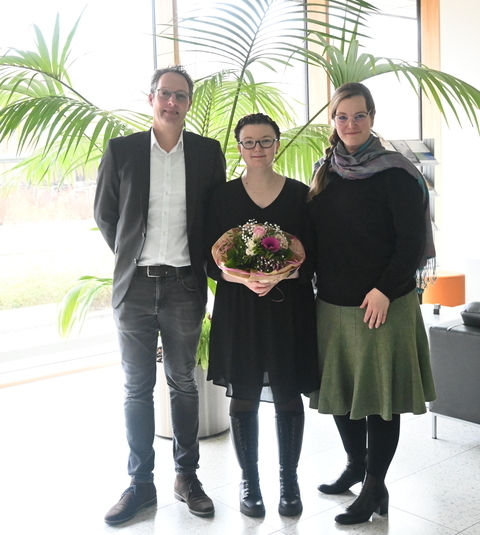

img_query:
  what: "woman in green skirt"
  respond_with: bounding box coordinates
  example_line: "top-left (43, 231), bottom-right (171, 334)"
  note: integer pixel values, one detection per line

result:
top-left (307, 82), bottom-right (436, 526)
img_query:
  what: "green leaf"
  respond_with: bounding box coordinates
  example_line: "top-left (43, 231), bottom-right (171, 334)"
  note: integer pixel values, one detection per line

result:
top-left (57, 276), bottom-right (112, 338)
top-left (196, 313), bottom-right (211, 370)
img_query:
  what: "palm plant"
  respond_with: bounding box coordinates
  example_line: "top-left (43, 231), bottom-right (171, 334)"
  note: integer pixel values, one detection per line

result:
top-left (0, 13), bottom-right (152, 185)
top-left (2, 1), bottom-right (480, 185)
top-left (1, 1), bottom-right (383, 186)
top-left (1, 0), bottom-right (479, 337)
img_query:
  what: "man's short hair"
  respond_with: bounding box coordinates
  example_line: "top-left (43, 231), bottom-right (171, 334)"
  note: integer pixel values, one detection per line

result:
top-left (150, 66), bottom-right (194, 97)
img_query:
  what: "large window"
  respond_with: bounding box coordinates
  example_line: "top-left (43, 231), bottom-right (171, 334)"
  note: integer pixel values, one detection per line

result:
top-left (325, 0), bottom-right (419, 140)
top-left (361, 1), bottom-right (420, 140)
top-left (1, 0), bottom-right (154, 113)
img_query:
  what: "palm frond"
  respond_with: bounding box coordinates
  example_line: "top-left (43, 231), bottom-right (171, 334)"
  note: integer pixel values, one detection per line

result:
top-left (3, 136), bottom-right (101, 185)
top-left (0, 16), bottom-right (91, 104)
top-left (57, 275), bottom-right (112, 338)
top-left (275, 124), bottom-right (331, 183)
top-left (0, 12), bottom-right (151, 183)
top-left (188, 71), bottom-right (304, 158)
top-left (196, 313), bottom-right (211, 370)
top-left (0, 97), bottom-right (146, 171)
top-left (160, 0), bottom-right (377, 150)
top-left (159, 1), bottom-right (377, 73)
top-left (370, 61), bottom-right (480, 130)
top-left (316, 38), bottom-right (480, 130)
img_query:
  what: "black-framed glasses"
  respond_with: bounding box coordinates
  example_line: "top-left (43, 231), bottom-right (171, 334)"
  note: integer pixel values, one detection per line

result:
top-left (154, 89), bottom-right (191, 102)
top-left (334, 110), bottom-right (372, 125)
top-left (238, 138), bottom-right (278, 150)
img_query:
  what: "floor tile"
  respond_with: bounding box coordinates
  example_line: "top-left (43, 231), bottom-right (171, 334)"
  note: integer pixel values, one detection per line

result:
top-left (2, 362), bottom-right (480, 535)
top-left (279, 504), bottom-right (458, 534)
top-left (389, 447), bottom-right (480, 532)
top-left (460, 523), bottom-right (480, 535)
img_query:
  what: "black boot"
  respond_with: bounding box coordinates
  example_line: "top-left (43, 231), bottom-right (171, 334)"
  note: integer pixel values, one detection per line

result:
top-left (276, 411), bottom-right (304, 517)
top-left (317, 453), bottom-right (366, 494)
top-left (230, 413), bottom-right (265, 517)
top-left (335, 472), bottom-right (389, 525)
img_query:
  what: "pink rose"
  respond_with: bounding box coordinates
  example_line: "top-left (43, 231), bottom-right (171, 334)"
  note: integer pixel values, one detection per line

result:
top-left (253, 225), bottom-right (266, 237)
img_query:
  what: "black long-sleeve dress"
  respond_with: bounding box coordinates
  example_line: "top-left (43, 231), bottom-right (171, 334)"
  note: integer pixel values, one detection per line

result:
top-left (207, 177), bottom-right (319, 403)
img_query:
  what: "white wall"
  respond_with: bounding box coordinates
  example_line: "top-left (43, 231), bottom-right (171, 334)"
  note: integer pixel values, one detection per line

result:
top-left (438, 0), bottom-right (480, 301)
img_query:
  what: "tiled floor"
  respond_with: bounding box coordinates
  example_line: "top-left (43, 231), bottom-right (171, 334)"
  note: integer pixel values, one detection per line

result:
top-left (2, 359), bottom-right (480, 535)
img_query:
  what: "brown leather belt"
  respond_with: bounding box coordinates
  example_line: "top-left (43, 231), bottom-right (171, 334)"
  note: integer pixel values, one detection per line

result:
top-left (137, 265), bottom-right (192, 278)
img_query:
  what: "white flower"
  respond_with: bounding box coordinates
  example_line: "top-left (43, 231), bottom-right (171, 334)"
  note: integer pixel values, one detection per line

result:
top-left (246, 238), bottom-right (256, 256)
top-left (275, 233), bottom-right (289, 249)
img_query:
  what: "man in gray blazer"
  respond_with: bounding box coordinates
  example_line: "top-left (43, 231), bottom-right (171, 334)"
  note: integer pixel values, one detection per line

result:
top-left (94, 66), bottom-right (226, 524)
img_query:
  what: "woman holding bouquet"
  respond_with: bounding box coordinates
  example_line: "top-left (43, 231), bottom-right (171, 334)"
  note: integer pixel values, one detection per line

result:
top-left (307, 82), bottom-right (436, 525)
top-left (207, 113), bottom-right (318, 518)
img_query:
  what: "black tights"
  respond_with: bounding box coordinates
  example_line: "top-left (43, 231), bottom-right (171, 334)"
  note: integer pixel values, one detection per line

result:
top-left (229, 395), bottom-right (304, 417)
top-left (333, 413), bottom-right (400, 480)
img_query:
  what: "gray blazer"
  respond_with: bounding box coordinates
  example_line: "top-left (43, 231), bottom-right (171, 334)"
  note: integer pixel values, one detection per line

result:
top-left (94, 129), bottom-right (226, 308)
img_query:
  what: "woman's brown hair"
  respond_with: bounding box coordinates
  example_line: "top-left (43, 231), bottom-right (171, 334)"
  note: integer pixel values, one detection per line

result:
top-left (308, 82), bottom-right (376, 200)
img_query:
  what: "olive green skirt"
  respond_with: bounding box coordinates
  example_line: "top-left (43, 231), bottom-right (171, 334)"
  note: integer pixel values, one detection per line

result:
top-left (308, 290), bottom-right (436, 420)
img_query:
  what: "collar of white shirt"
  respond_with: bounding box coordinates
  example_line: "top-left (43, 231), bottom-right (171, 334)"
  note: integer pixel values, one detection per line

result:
top-left (150, 128), bottom-right (184, 154)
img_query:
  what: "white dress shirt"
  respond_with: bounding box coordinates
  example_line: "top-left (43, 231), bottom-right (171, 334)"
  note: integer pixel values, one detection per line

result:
top-left (138, 130), bottom-right (190, 267)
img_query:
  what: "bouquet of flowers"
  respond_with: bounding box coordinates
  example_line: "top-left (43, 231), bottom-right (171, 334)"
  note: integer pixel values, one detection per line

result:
top-left (211, 220), bottom-right (305, 283)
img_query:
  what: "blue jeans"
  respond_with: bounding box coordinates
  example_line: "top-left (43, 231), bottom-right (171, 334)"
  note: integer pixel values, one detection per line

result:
top-left (113, 269), bottom-right (205, 482)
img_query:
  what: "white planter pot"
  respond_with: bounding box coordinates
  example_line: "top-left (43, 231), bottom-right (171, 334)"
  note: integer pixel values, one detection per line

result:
top-left (155, 363), bottom-right (230, 439)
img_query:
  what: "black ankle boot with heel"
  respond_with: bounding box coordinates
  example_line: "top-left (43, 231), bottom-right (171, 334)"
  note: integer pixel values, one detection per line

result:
top-left (318, 453), bottom-right (366, 494)
top-left (335, 472), bottom-right (389, 525)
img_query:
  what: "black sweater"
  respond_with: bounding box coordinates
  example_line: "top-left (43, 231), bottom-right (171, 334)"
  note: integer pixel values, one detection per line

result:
top-left (308, 167), bottom-right (426, 306)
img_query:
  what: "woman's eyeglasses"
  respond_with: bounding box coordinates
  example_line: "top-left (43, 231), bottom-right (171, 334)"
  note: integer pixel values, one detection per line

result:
top-left (238, 138), bottom-right (278, 150)
top-left (334, 111), bottom-right (372, 125)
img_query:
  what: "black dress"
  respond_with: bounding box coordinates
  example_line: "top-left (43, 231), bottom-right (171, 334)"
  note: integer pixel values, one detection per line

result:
top-left (207, 177), bottom-right (319, 403)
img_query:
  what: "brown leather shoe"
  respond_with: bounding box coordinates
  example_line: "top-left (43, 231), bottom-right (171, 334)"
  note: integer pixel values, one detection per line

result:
top-left (174, 473), bottom-right (215, 517)
top-left (104, 480), bottom-right (157, 524)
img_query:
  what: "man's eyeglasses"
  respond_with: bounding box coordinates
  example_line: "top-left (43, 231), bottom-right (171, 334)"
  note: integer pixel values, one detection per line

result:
top-left (334, 111), bottom-right (372, 125)
top-left (154, 89), bottom-right (191, 102)
top-left (238, 138), bottom-right (278, 150)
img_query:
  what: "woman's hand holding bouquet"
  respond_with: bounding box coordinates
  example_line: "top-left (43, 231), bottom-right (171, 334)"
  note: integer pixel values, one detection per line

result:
top-left (212, 220), bottom-right (305, 296)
